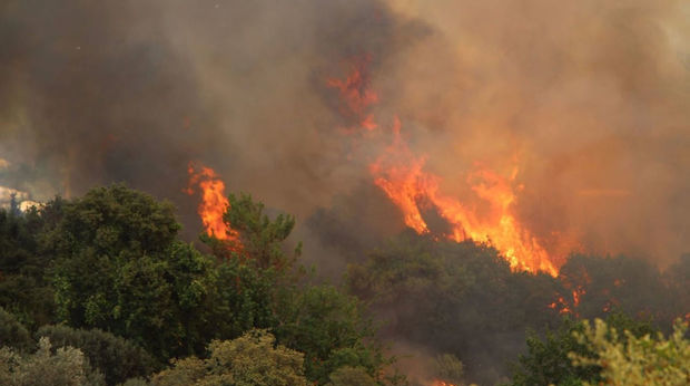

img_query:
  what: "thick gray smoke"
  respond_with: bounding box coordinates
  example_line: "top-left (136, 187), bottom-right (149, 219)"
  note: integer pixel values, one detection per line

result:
top-left (0, 0), bottom-right (425, 233)
top-left (1, 0), bottom-right (690, 264)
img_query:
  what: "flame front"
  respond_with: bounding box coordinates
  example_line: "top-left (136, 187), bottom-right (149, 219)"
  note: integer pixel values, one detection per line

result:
top-left (330, 56), bottom-right (560, 276)
top-left (186, 162), bottom-right (239, 242)
top-left (370, 121), bottom-right (558, 276)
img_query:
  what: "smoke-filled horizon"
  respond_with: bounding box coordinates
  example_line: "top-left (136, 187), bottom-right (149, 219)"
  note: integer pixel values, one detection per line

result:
top-left (1, 0), bottom-right (689, 268)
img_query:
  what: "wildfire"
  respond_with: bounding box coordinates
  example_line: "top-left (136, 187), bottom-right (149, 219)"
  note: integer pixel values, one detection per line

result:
top-left (329, 55), bottom-right (561, 276)
top-left (431, 380), bottom-right (457, 386)
top-left (549, 296), bottom-right (572, 315)
top-left (326, 54), bottom-right (379, 132)
top-left (572, 287), bottom-right (585, 308)
top-left (369, 120), bottom-right (558, 276)
top-left (186, 162), bottom-right (239, 242)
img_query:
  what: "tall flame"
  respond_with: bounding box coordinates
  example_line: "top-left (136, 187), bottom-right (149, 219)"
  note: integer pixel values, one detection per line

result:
top-left (329, 56), bottom-right (560, 276)
top-left (370, 120), bottom-right (558, 276)
top-left (186, 162), bottom-right (239, 242)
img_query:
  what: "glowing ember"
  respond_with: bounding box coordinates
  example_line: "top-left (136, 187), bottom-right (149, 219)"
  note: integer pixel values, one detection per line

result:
top-left (431, 380), bottom-right (457, 386)
top-left (326, 55), bottom-right (379, 132)
top-left (572, 287), bottom-right (585, 308)
top-left (186, 162), bottom-right (239, 242)
top-left (549, 296), bottom-right (572, 315)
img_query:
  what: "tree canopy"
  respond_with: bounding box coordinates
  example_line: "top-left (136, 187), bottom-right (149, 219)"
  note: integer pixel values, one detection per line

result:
top-left (0, 184), bottom-right (686, 386)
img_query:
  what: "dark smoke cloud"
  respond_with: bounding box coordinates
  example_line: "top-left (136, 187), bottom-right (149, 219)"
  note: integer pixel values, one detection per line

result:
top-left (2, 0), bottom-right (689, 264)
top-left (0, 0), bottom-right (221, 209)
top-left (382, 0), bottom-right (690, 267)
top-left (2, 1), bottom-right (689, 383)
top-left (0, 0), bottom-right (427, 227)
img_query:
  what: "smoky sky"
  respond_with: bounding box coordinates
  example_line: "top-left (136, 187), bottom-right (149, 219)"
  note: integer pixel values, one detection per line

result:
top-left (1, 0), bottom-right (690, 266)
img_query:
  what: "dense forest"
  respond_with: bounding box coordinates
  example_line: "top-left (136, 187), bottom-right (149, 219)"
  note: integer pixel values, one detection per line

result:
top-left (0, 185), bottom-right (687, 386)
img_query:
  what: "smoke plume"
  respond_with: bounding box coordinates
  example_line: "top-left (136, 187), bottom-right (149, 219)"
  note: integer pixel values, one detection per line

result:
top-left (1, 0), bottom-right (689, 265)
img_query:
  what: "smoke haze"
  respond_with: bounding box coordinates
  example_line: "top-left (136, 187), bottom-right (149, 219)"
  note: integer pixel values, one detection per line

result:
top-left (1, 0), bottom-right (689, 266)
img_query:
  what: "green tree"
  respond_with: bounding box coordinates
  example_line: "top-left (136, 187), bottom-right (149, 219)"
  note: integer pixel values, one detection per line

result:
top-left (36, 325), bottom-right (158, 386)
top-left (0, 207), bottom-right (55, 329)
top-left (325, 366), bottom-right (378, 386)
top-left (0, 306), bottom-right (32, 351)
top-left (570, 319), bottom-right (689, 386)
top-left (0, 337), bottom-right (104, 386)
top-left (432, 354), bottom-right (466, 386)
top-left (219, 193), bottom-right (301, 269)
top-left (151, 329), bottom-right (307, 386)
top-left (348, 234), bottom-right (564, 384)
top-left (509, 312), bottom-right (659, 386)
top-left (276, 285), bottom-right (385, 384)
top-left (558, 254), bottom-right (674, 323)
top-left (45, 185), bottom-right (218, 360)
top-left (195, 193), bottom-right (392, 385)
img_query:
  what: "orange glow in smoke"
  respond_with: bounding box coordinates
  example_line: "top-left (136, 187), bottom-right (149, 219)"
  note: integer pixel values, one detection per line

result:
top-left (369, 119), bottom-right (558, 276)
top-left (431, 380), bottom-right (457, 386)
top-left (327, 55), bottom-right (379, 132)
top-left (329, 55), bottom-right (562, 276)
top-left (549, 296), bottom-right (572, 315)
top-left (186, 162), bottom-right (239, 242)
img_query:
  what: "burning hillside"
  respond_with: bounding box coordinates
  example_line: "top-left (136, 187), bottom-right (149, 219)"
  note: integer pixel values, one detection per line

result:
top-left (323, 56), bottom-right (565, 276)
top-left (1, 0), bottom-right (689, 270)
top-left (1, 2), bottom-right (690, 382)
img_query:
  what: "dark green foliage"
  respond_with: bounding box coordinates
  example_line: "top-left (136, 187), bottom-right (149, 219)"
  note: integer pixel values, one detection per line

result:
top-left (0, 307), bottom-right (32, 351)
top-left (206, 193), bottom-right (390, 385)
top-left (36, 325), bottom-right (158, 386)
top-left (206, 256), bottom-right (284, 339)
top-left (508, 312), bottom-right (659, 386)
top-left (558, 254), bottom-right (675, 324)
top-left (276, 285), bottom-right (383, 383)
top-left (222, 193), bottom-right (301, 268)
top-left (42, 185), bottom-right (180, 259)
top-left (326, 366), bottom-right (378, 386)
top-left (118, 379), bottom-right (149, 386)
top-left (0, 208), bottom-right (55, 329)
top-left (12, 183), bottom-right (685, 386)
top-left (207, 257), bottom-right (388, 385)
top-left (348, 235), bottom-right (564, 384)
top-left (45, 185), bottom-right (218, 360)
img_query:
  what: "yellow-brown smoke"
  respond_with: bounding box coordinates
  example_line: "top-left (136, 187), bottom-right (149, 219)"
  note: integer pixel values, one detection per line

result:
top-left (1, 0), bottom-right (689, 267)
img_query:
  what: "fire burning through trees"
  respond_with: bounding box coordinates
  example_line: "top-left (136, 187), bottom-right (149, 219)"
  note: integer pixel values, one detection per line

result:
top-left (186, 162), bottom-right (239, 243)
top-left (328, 56), bottom-right (561, 276)
top-left (431, 381), bottom-right (457, 386)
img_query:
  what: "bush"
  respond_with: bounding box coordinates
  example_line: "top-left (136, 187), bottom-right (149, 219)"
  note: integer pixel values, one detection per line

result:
top-left (0, 337), bottom-right (104, 386)
top-left (570, 319), bottom-right (690, 386)
top-left (0, 307), bottom-right (32, 351)
top-left (36, 325), bottom-right (157, 386)
top-left (151, 329), bottom-right (307, 386)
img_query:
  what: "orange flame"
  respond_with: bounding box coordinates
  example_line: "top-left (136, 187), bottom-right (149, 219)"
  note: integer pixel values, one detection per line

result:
top-left (431, 380), bottom-right (457, 386)
top-left (572, 287), bottom-right (585, 308)
top-left (370, 119), bottom-right (558, 276)
top-left (549, 296), bottom-right (572, 315)
top-left (326, 55), bottom-right (379, 132)
top-left (186, 162), bottom-right (239, 242)
top-left (328, 55), bottom-right (561, 276)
